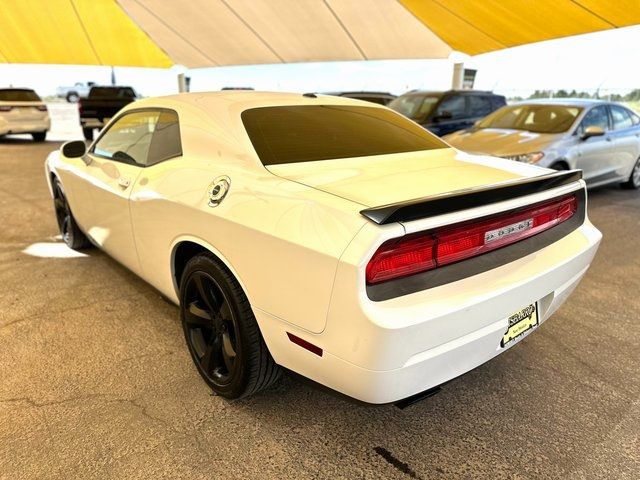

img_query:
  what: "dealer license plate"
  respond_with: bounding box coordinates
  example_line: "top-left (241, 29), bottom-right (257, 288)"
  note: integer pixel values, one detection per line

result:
top-left (501, 303), bottom-right (538, 348)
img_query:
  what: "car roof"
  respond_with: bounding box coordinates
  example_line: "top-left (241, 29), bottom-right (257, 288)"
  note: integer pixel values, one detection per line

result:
top-left (513, 98), bottom-right (608, 107)
top-left (130, 90), bottom-right (382, 113)
top-left (399, 89), bottom-right (499, 97)
top-left (323, 91), bottom-right (395, 96)
top-left (0, 87), bottom-right (36, 92)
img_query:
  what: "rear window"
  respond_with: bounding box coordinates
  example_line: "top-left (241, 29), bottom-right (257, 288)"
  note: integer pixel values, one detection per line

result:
top-left (0, 89), bottom-right (41, 102)
top-left (242, 105), bottom-right (447, 166)
top-left (89, 87), bottom-right (136, 99)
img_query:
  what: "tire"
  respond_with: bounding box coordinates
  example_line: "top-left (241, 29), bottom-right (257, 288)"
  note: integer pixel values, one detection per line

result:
top-left (32, 131), bottom-right (46, 142)
top-left (550, 162), bottom-right (569, 171)
top-left (621, 157), bottom-right (640, 189)
top-left (180, 252), bottom-right (280, 399)
top-left (52, 178), bottom-right (92, 250)
top-left (66, 92), bottom-right (79, 103)
top-left (82, 127), bottom-right (94, 141)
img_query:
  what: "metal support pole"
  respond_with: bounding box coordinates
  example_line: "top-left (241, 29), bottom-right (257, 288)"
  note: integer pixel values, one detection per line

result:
top-left (177, 73), bottom-right (187, 93)
top-left (451, 62), bottom-right (464, 89)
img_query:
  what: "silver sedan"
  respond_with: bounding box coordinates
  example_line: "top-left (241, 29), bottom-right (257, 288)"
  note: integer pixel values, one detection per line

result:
top-left (444, 99), bottom-right (640, 189)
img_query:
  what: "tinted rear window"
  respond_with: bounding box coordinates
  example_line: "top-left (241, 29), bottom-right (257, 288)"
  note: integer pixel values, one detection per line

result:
top-left (242, 105), bottom-right (447, 166)
top-left (0, 89), bottom-right (40, 101)
top-left (89, 87), bottom-right (136, 98)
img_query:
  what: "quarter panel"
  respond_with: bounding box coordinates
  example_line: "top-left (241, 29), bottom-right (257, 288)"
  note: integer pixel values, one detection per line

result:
top-left (129, 154), bottom-right (366, 334)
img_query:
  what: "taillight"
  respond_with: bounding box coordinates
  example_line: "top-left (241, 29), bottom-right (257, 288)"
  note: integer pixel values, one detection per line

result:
top-left (36, 105), bottom-right (47, 112)
top-left (0, 106), bottom-right (12, 112)
top-left (366, 194), bottom-right (578, 285)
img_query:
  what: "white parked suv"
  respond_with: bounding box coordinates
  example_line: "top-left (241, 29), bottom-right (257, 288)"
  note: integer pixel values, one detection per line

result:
top-left (0, 88), bottom-right (50, 142)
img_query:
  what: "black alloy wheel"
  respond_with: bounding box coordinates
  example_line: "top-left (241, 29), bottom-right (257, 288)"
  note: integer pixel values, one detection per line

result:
top-left (180, 253), bottom-right (280, 399)
top-left (183, 270), bottom-right (239, 386)
top-left (52, 178), bottom-right (91, 249)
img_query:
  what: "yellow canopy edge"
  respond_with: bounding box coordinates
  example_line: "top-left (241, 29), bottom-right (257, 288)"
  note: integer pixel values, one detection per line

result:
top-left (0, 0), bottom-right (172, 66)
top-left (400, 0), bottom-right (640, 56)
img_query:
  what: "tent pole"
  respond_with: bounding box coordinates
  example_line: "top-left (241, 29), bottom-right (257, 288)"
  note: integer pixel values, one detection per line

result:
top-left (451, 62), bottom-right (464, 89)
top-left (177, 73), bottom-right (187, 93)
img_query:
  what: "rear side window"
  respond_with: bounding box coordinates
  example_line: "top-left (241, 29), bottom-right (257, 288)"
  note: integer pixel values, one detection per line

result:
top-left (610, 106), bottom-right (634, 130)
top-left (468, 96), bottom-right (492, 116)
top-left (242, 105), bottom-right (447, 166)
top-left (436, 95), bottom-right (466, 119)
top-left (147, 110), bottom-right (182, 166)
top-left (0, 89), bottom-right (41, 101)
top-left (90, 87), bottom-right (136, 98)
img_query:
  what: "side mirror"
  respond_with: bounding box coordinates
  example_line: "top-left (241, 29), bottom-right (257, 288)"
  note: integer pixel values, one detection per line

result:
top-left (434, 110), bottom-right (453, 122)
top-left (62, 140), bottom-right (87, 158)
top-left (580, 125), bottom-right (605, 140)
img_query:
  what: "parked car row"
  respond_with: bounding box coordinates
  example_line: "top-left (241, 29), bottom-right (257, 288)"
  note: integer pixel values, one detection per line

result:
top-left (3, 84), bottom-right (640, 191)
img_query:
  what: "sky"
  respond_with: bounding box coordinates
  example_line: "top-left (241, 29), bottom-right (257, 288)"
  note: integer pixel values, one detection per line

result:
top-left (0, 25), bottom-right (638, 99)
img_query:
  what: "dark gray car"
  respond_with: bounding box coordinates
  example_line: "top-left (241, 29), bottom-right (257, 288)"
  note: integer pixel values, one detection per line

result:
top-left (444, 99), bottom-right (640, 189)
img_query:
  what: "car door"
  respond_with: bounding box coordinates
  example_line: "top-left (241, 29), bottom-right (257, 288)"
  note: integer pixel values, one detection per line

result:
top-left (575, 105), bottom-right (615, 183)
top-left (429, 94), bottom-right (468, 136)
top-left (608, 105), bottom-right (640, 180)
top-left (73, 110), bottom-right (162, 275)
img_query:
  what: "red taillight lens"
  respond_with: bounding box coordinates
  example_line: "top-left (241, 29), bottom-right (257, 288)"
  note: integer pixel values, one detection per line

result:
top-left (0, 106), bottom-right (12, 112)
top-left (36, 105), bottom-right (47, 112)
top-left (366, 195), bottom-right (578, 285)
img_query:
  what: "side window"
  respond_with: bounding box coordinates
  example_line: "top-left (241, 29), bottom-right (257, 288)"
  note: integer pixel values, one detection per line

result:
top-left (437, 95), bottom-right (467, 119)
top-left (491, 96), bottom-right (507, 109)
top-left (631, 110), bottom-right (640, 126)
top-left (580, 106), bottom-right (609, 133)
top-left (610, 105), bottom-right (634, 130)
top-left (93, 111), bottom-right (160, 165)
top-left (147, 110), bottom-right (182, 166)
top-left (468, 96), bottom-right (492, 117)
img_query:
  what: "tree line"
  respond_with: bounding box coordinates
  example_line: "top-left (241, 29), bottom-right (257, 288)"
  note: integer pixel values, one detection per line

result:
top-left (509, 89), bottom-right (640, 102)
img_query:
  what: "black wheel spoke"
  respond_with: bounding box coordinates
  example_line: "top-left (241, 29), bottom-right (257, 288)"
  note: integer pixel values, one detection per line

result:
top-left (185, 302), bottom-right (212, 328)
top-left (221, 332), bottom-right (236, 372)
top-left (193, 273), bottom-right (220, 312)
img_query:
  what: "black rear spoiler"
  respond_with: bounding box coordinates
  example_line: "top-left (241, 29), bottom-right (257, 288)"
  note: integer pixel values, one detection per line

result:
top-left (360, 169), bottom-right (583, 225)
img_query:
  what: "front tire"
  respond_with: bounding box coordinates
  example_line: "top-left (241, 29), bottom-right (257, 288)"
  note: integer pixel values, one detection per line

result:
top-left (66, 92), bottom-right (79, 103)
top-left (32, 131), bottom-right (46, 142)
top-left (180, 253), bottom-right (280, 399)
top-left (52, 178), bottom-right (92, 250)
top-left (82, 127), bottom-right (94, 141)
top-left (621, 157), bottom-right (640, 189)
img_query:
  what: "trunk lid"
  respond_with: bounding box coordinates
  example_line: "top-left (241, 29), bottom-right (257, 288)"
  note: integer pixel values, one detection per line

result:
top-left (266, 148), bottom-right (538, 207)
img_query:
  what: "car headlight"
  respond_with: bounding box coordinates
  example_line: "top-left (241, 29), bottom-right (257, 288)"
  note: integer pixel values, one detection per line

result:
top-left (502, 152), bottom-right (545, 164)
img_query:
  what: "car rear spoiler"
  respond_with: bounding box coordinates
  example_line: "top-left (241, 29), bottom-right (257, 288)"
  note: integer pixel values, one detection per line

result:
top-left (360, 169), bottom-right (583, 225)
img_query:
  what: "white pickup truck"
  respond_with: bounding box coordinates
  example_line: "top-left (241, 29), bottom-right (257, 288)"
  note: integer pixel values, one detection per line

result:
top-left (55, 82), bottom-right (95, 103)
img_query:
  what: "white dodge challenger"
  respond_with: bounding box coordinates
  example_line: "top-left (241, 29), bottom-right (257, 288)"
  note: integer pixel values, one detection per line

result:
top-left (45, 92), bottom-right (602, 404)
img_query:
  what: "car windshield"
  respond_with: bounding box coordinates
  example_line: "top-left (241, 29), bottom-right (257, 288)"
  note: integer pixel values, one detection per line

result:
top-left (242, 105), bottom-right (448, 166)
top-left (89, 87), bottom-right (136, 98)
top-left (477, 104), bottom-right (582, 134)
top-left (388, 94), bottom-right (440, 120)
top-left (0, 89), bottom-right (41, 102)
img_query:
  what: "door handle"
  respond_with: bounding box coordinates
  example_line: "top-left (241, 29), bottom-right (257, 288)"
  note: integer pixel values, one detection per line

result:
top-left (117, 177), bottom-right (131, 189)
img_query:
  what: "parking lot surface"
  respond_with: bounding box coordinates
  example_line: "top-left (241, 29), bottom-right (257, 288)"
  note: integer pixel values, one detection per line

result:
top-left (1, 135), bottom-right (638, 479)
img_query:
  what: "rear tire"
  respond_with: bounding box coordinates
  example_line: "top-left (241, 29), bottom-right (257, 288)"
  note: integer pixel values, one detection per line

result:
top-left (82, 127), bottom-right (94, 141)
top-left (621, 157), bottom-right (640, 189)
top-left (52, 178), bottom-right (92, 250)
top-left (32, 132), bottom-right (46, 142)
top-left (66, 92), bottom-right (79, 103)
top-left (180, 252), bottom-right (280, 399)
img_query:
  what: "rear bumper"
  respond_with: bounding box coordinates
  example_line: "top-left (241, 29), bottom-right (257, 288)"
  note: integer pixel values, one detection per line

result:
top-left (256, 219), bottom-right (601, 404)
top-left (0, 117), bottom-right (50, 135)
